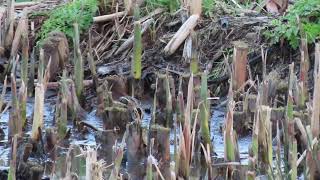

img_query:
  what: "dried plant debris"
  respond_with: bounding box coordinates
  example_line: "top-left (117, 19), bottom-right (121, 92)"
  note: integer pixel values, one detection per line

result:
top-left (1, 0), bottom-right (320, 179)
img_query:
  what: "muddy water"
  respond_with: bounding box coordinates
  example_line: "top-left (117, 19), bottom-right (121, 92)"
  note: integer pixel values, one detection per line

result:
top-left (0, 92), bottom-right (251, 176)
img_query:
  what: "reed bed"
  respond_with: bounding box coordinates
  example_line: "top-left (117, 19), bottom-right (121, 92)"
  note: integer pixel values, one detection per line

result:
top-left (0, 0), bottom-right (320, 179)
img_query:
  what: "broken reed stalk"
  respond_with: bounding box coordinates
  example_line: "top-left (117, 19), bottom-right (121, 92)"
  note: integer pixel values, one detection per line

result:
top-left (150, 125), bottom-right (171, 178)
top-left (305, 126), bottom-right (317, 179)
top-left (85, 148), bottom-right (106, 180)
top-left (177, 77), bottom-right (185, 124)
top-left (28, 50), bottom-right (35, 96)
top-left (259, 106), bottom-right (272, 175)
top-left (311, 75), bottom-right (320, 138)
top-left (151, 126), bottom-right (169, 147)
top-left (149, 77), bottom-right (158, 131)
top-left (38, 49), bottom-right (45, 81)
top-left (165, 73), bottom-right (173, 127)
top-left (18, 81), bottom-right (27, 127)
top-left (108, 146), bottom-right (124, 180)
top-left (31, 83), bottom-right (45, 140)
top-left (73, 23), bottom-right (84, 101)
top-left (290, 138), bottom-right (297, 180)
top-left (127, 121), bottom-right (146, 166)
top-left (147, 155), bottom-right (165, 180)
top-left (170, 162), bottom-right (176, 180)
top-left (200, 71), bottom-right (212, 151)
top-left (283, 63), bottom-right (295, 165)
top-left (314, 43), bottom-right (320, 77)
top-left (300, 38), bottom-right (310, 71)
top-left (7, 134), bottom-right (18, 180)
top-left (21, 33), bottom-right (29, 84)
top-left (147, 154), bottom-right (153, 180)
top-left (87, 52), bottom-right (99, 91)
top-left (0, 76), bottom-right (7, 111)
top-left (173, 115), bottom-right (179, 175)
top-left (3, 12), bottom-right (28, 79)
top-left (232, 41), bottom-right (248, 91)
top-left (132, 21), bottom-right (142, 79)
top-left (200, 143), bottom-right (212, 179)
top-left (224, 100), bottom-right (237, 162)
top-left (190, 0), bottom-right (202, 15)
top-left (108, 129), bottom-right (127, 180)
top-left (68, 81), bottom-right (86, 121)
top-left (299, 41), bottom-right (309, 108)
top-left (10, 12), bottom-right (28, 60)
top-left (4, 0), bottom-right (14, 50)
top-left (9, 69), bottom-right (22, 138)
top-left (20, 33), bottom-right (29, 125)
top-left (189, 31), bottom-right (199, 74)
top-left (31, 49), bottom-right (49, 141)
top-left (276, 121), bottom-right (283, 179)
top-left (164, 15), bottom-right (200, 55)
top-left (56, 71), bottom-right (68, 140)
top-left (247, 93), bottom-right (260, 180)
top-left (174, 79), bottom-right (183, 175)
top-left (312, 44), bottom-right (320, 138)
top-left (0, 7), bottom-right (6, 49)
top-left (261, 47), bottom-right (267, 79)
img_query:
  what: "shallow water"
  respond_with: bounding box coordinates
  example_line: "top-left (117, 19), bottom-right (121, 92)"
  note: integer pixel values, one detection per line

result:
top-left (212, 109), bottom-right (251, 163)
top-left (0, 92), bottom-right (252, 176)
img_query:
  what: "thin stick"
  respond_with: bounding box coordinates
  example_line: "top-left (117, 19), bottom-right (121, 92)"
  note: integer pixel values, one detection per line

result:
top-left (93, 11), bottom-right (126, 23)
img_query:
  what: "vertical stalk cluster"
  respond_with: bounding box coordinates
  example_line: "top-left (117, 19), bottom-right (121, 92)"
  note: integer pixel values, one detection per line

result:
top-left (177, 75), bottom-right (194, 178)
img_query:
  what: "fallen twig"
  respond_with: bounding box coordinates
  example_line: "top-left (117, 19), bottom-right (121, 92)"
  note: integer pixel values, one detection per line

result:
top-left (164, 15), bottom-right (200, 55)
top-left (93, 11), bottom-right (126, 23)
top-left (115, 18), bottom-right (154, 55)
top-left (139, 8), bottom-right (164, 23)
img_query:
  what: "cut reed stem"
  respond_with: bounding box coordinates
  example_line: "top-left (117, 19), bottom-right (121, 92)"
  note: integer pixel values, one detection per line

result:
top-left (200, 71), bottom-right (212, 151)
top-left (132, 21), bottom-right (142, 79)
top-left (73, 23), bottom-right (84, 101)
